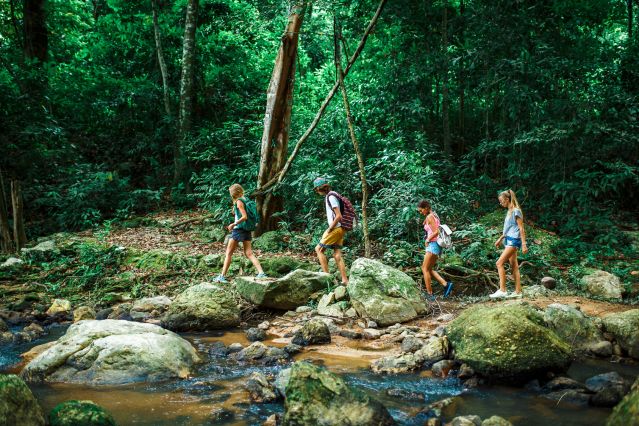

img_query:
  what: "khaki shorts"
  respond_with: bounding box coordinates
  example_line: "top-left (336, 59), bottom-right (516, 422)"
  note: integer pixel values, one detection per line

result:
top-left (319, 227), bottom-right (345, 249)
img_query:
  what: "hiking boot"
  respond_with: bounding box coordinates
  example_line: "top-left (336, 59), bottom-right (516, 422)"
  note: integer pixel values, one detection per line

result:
top-left (214, 274), bottom-right (228, 284)
top-left (444, 282), bottom-right (454, 297)
top-left (489, 289), bottom-right (508, 299)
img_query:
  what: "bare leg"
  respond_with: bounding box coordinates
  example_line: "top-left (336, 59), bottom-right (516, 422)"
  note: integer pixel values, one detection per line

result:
top-left (315, 244), bottom-right (329, 273)
top-left (422, 252), bottom-right (434, 294)
top-left (509, 251), bottom-right (521, 293)
top-left (221, 238), bottom-right (239, 276)
top-left (242, 240), bottom-right (264, 275)
top-left (496, 246), bottom-right (517, 292)
top-left (333, 249), bottom-right (348, 284)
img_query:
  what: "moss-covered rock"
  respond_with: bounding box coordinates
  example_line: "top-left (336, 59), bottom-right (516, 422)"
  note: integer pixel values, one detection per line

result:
top-left (21, 240), bottom-right (59, 262)
top-left (582, 270), bottom-right (623, 300)
top-left (257, 256), bottom-right (317, 278)
top-left (282, 362), bottom-right (395, 426)
top-left (447, 304), bottom-right (573, 383)
top-left (235, 270), bottom-right (331, 310)
top-left (49, 400), bottom-right (116, 426)
top-left (291, 319), bottom-right (331, 346)
top-left (543, 303), bottom-right (609, 356)
top-left (602, 309), bottom-right (639, 359)
top-left (607, 378), bottom-right (639, 426)
top-left (252, 231), bottom-right (288, 252)
top-left (348, 258), bottom-right (427, 326)
top-left (0, 374), bottom-right (46, 426)
top-left (162, 283), bottom-right (240, 331)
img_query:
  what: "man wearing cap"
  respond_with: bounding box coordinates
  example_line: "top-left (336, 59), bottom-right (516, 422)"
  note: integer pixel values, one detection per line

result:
top-left (313, 177), bottom-right (349, 285)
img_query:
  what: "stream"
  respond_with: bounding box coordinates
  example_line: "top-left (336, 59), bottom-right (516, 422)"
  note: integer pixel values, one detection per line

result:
top-left (2, 327), bottom-right (638, 426)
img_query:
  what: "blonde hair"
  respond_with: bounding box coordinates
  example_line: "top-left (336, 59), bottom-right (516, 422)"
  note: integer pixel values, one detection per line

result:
top-left (500, 189), bottom-right (523, 217)
top-left (229, 184), bottom-right (244, 201)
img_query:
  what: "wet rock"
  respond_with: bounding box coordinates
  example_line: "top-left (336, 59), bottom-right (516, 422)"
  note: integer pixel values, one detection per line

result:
top-left (282, 361), bottom-right (395, 426)
top-left (107, 303), bottom-right (132, 321)
top-left (73, 306), bottom-right (96, 322)
top-left (262, 347), bottom-right (290, 364)
top-left (457, 363), bottom-right (475, 380)
top-left (132, 296), bottom-right (172, 313)
top-left (0, 318), bottom-right (8, 332)
top-left (235, 270), bottom-right (332, 310)
top-left (245, 372), bottom-right (278, 403)
top-left (129, 311), bottom-right (147, 322)
top-left (46, 299), bottom-right (72, 315)
top-left (275, 368), bottom-right (291, 396)
top-left (1, 257), bottom-right (23, 269)
top-left (401, 335), bottom-right (424, 353)
top-left (586, 341), bottom-right (613, 357)
top-left (447, 305), bottom-right (573, 383)
top-left (543, 389), bottom-right (592, 406)
top-left (421, 397), bottom-right (454, 418)
top-left (606, 377), bottom-right (639, 426)
top-left (292, 319), bottom-right (331, 346)
top-left (482, 416), bottom-right (513, 426)
top-left (227, 343), bottom-right (244, 353)
top-left (582, 270), bottom-right (623, 300)
top-left (23, 323), bottom-right (45, 339)
top-left (591, 386), bottom-right (627, 407)
top-left (602, 309), bottom-right (639, 359)
top-left (348, 258), bottom-right (428, 326)
top-left (543, 303), bottom-right (608, 356)
top-left (246, 327), bottom-right (266, 342)
top-left (21, 320), bottom-right (201, 385)
top-left (236, 342), bottom-right (267, 361)
top-left (284, 343), bottom-right (302, 355)
top-left (258, 321), bottom-right (271, 330)
top-left (334, 286), bottom-right (348, 301)
top-left (162, 283), bottom-right (240, 331)
top-left (431, 360), bottom-right (456, 378)
top-left (339, 329), bottom-right (362, 339)
top-left (0, 331), bottom-right (13, 345)
top-left (585, 372), bottom-right (630, 394)
top-left (263, 414), bottom-right (278, 426)
top-left (372, 336), bottom-right (449, 374)
top-left (541, 276), bottom-right (557, 289)
top-left (49, 400), bottom-right (116, 426)
top-left (385, 388), bottom-right (425, 401)
top-left (451, 415), bottom-right (482, 426)
top-left (317, 317), bottom-right (340, 334)
top-left (208, 342), bottom-right (228, 357)
top-left (95, 308), bottom-right (113, 320)
top-left (542, 376), bottom-right (588, 392)
top-left (0, 374), bottom-right (46, 426)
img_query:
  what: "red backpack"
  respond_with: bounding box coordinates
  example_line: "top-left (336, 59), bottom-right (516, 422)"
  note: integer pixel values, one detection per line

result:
top-left (326, 191), bottom-right (357, 231)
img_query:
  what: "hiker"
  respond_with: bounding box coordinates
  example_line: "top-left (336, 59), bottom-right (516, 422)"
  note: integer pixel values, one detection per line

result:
top-left (313, 177), bottom-right (351, 285)
top-left (214, 184), bottom-right (267, 283)
top-left (490, 189), bottom-right (528, 298)
top-left (418, 200), bottom-right (453, 299)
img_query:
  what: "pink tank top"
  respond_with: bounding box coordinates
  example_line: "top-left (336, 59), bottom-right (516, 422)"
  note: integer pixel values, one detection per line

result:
top-left (424, 213), bottom-right (440, 242)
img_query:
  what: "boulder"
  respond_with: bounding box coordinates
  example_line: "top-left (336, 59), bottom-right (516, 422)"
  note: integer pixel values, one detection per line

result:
top-left (21, 320), bottom-right (200, 385)
top-left (245, 372), bottom-right (278, 403)
top-left (586, 372), bottom-right (631, 406)
top-left (522, 285), bottom-right (555, 299)
top-left (46, 299), bottom-right (72, 315)
top-left (49, 400), bottom-right (116, 426)
top-left (162, 283), bottom-right (240, 331)
top-left (0, 374), bottom-right (46, 426)
top-left (317, 293), bottom-right (346, 318)
top-left (292, 319), bottom-right (331, 346)
top-left (447, 305), bottom-right (573, 383)
top-left (73, 306), bottom-right (96, 322)
top-left (431, 359), bottom-right (456, 378)
top-left (582, 270), bottom-right (623, 300)
top-left (235, 269), bottom-right (331, 310)
top-left (282, 361), bottom-right (395, 426)
top-left (371, 336), bottom-right (449, 374)
top-left (246, 327), bottom-right (266, 342)
top-left (334, 286), bottom-right (348, 301)
top-left (482, 416), bottom-right (512, 426)
top-left (21, 240), bottom-right (58, 262)
top-left (541, 276), bottom-right (557, 289)
top-left (543, 303), bottom-right (608, 355)
top-left (132, 296), bottom-right (172, 313)
top-left (607, 378), bottom-right (639, 426)
top-left (450, 415), bottom-right (482, 426)
top-left (348, 258), bottom-right (427, 326)
top-left (602, 309), bottom-right (639, 359)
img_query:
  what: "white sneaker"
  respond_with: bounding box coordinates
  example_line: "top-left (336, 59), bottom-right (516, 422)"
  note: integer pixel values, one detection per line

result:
top-left (508, 292), bottom-right (523, 298)
top-left (489, 289), bottom-right (508, 298)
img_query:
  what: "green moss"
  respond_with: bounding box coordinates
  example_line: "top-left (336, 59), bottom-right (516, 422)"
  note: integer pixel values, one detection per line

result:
top-left (252, 231), bottom-right (287, 252)
top-left (49, 400), bottom-right (116, 426)
top-left (607, 379), bottom-right (639, 426)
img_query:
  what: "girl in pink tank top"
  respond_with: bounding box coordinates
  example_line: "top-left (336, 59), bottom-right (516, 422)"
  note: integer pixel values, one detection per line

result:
top-left (417, 200), bottom-right (453, 299)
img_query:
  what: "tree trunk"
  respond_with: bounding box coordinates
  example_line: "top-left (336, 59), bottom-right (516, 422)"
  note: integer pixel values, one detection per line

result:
top-left (24, 0), bottom-right (48, 63)
top-left (152, 0), bottom-right (172, 117)
top-left (11, 180), bottom-right (26, 252)
top-left (176, 0), bottom-right (199, 187)
top-left (0, 171), bottom-right (13, 253)
top-left (256, 2), bottom-right (307, 234)
top-left (441, 3), bottom-right (451, 155)
top-left (629, 0), bottom-right (634, 39)
top-left (458, 0), bottom-right (465, 154)
top-left (334, 17), bottom-right (371, 257)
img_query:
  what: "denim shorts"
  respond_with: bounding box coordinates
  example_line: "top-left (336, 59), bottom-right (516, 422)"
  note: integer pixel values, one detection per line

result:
top-left (504, 236), bottom-right (522, 249)
top-left (425, 241), bottom-right (442, 256)
top-left (231, 229), bottom-right (252, 242)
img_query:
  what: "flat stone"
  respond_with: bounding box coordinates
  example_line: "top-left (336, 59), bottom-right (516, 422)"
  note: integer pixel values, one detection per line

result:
top-left (363, 328), bottom-right (381, 339)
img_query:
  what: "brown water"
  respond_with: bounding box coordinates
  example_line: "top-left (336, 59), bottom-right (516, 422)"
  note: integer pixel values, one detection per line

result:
top-left (4, 327), bottom-right (639, 425)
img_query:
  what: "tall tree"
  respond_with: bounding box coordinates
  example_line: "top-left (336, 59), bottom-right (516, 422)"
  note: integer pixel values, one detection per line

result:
top-left (256, 2), bottom-right (307, 234)
top-left (441, 2), bottom-right (451, 155)
top-left (176, 0), bottom-right (199, 187)
top-left (152, 0), bottom-right (171, 118)
top-left (334, 16), bottom-right (371, 257)
top-left (23, 0), bottom-right (47, 63)
top-left (10, 180), bottom-right (26, 251)
top-left (0, 171), bottom-right (13, 253)
top-left (628, 0), bottom-right (634, 39)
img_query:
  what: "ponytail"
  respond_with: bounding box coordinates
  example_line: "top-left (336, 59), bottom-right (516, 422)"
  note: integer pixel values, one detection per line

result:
top-left (500, 189), bottom-right (524, 218)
